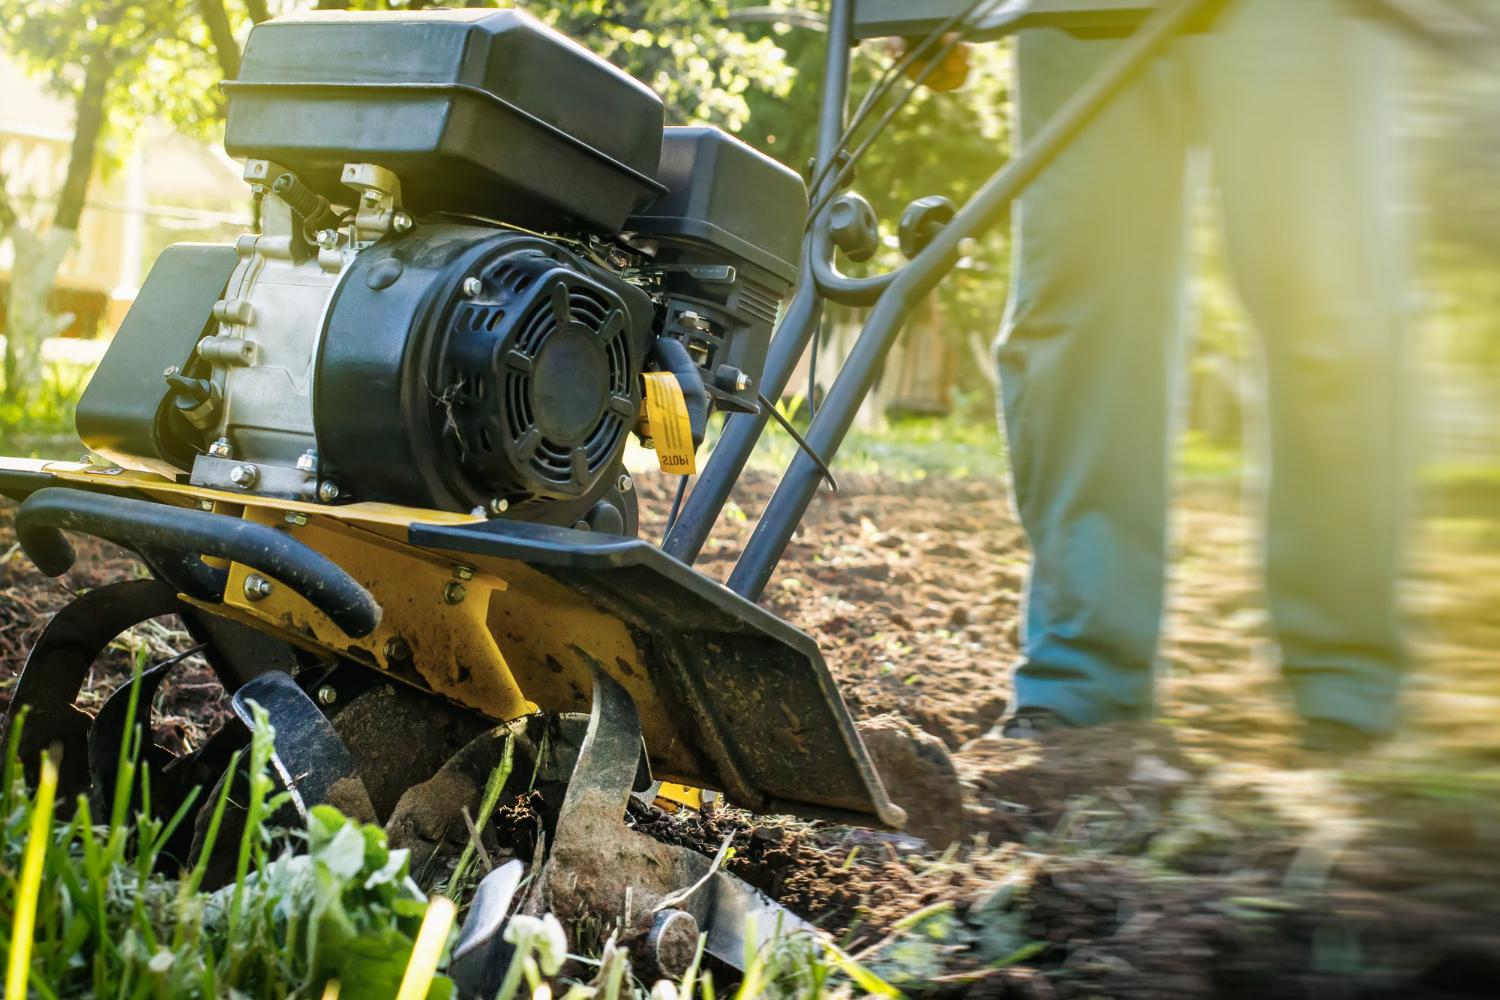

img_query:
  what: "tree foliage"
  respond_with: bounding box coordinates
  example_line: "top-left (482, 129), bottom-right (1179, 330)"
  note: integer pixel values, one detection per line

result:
top-left (0, 0), bottom-right (228, 399)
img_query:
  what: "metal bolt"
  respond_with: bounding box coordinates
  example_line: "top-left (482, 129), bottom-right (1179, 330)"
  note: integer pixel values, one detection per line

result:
top-left (163, 365), bottom-right (180, 378)
top-left (488, 498), bottom-right (509, 516)
top-left (318, 481), bottom-right (340, 503)
top-left (243, 574), bottom-right (273, 601)
top-left (392, 212), bottom-right (414, 234)
top-left (644, 909), bottom-right (699, 980)
top-left (316, 685), bottom-right (338, 706)
top-left (735, 372), bottom-right (753, 392)
top-left (617, 474), bottom-right (634, 494)
top-left (229, 464), bottom-right (260, 488)
top-left (443, 581), bottom-right (467, 606)
top-left (452, 565), bottom-right (475, 581)
top-left (316, 229), bottom-right (339, 250)
top-left (209, 437), bottom-right (232, 458)
top-left (383, 636), bottom-right (410, 661)
top-left (284, 511), bottom-right (309, 526)
top-left (362, 189), bottom-right (381, 205)
top-left (199, 499), bottom-right (215, 512)
top-left (296, 450), bottom-right (318, 473)
top-left (461, 276), bottom-right (483, 298)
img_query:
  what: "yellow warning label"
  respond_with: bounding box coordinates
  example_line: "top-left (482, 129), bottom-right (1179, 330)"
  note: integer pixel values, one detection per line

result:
top-left (642, 371), bottom-right (697, 476)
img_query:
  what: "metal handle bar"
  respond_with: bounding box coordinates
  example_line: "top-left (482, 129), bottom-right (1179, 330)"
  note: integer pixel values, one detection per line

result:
top-left (16, 487), bottom-right (382, 638)
top-left (726, 0), bottom-right (1228, 600)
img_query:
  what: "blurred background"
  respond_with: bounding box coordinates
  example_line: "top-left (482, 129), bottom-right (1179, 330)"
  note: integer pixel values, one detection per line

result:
top-left (1, 4), bottom-right (1497, 990)
top-left (0, 1), bottom-right (1496, 486)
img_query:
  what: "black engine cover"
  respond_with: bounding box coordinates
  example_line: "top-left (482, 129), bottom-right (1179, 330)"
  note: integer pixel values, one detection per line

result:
top-left (316, 223), bottom-right (652, 521)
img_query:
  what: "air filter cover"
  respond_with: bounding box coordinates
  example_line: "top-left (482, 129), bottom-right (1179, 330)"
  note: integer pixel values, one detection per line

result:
top-left (224, 9), bottom-right (667, 232)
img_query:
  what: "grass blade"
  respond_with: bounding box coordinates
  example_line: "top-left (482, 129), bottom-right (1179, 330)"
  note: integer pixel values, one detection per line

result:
top-left (396, 895), bottom-right (457, 1000)
top-left (7, 749), bottom-right (60, 1000)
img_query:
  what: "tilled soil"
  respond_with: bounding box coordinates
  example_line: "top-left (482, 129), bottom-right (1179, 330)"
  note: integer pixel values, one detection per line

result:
top-left (3, 471), bottom-right (1498, 997)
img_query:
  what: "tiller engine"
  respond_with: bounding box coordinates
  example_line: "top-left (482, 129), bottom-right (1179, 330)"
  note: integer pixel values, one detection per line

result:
top-left (0, 8), bottom-right (949, 985)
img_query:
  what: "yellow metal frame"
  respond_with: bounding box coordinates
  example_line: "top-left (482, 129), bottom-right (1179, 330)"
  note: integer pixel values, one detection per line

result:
top-left (6, 457), bottom-right (710, 797)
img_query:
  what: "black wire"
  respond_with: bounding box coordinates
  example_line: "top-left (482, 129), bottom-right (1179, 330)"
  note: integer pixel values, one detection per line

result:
top-left (759, 391), bottom-right (839, 494)
top-left (807, 312), bottom-right (820, 420)
top-left (804, 31), bottom-right (970, 229)
top-left (804, 0), bottom-right (997, 229)
top-left (805, 0), bottom-right (995, 200)
top-left (804, 42), bottom-right (926, 198)
top-left (664, 475), bottom-right (690, 537)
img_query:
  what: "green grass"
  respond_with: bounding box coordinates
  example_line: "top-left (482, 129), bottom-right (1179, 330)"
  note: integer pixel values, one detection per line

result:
top-left (0, 359), bottom-right (89, 457)
top-left (1, 663), bottom-right (460, 998)
top-left (0, 657), bottom-right (890, 999)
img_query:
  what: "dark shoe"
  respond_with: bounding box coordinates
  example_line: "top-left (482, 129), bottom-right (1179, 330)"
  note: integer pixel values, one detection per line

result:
top-left (998, 707), bottom-right (1072, 741)
top-left (1300, 718), bottom-right (1382, 756)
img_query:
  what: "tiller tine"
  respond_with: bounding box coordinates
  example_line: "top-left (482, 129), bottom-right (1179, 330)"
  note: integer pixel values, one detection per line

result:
top-left (390, 665), bottom-right (821, 985)
top-left (231, 671), bottom-right (378, 824)
top-left (530, 666), bottom-right (819, 977)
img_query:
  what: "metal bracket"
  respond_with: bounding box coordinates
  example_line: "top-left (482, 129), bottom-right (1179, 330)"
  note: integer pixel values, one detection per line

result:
top-left (536, 665), bottom-right (820, 973)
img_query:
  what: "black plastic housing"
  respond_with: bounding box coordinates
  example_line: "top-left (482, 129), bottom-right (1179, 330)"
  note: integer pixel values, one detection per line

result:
top-left (628, 127), bottom-right (807, 409)
top-left (224, 9), bottom-right (667, 232)
top-left (316, 224), bottom-right (654, 519)
top-left (76, 244), bottom-right (238, 477)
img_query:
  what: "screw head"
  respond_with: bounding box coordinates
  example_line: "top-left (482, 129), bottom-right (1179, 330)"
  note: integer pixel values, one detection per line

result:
top-left (735, 372), bottom-right (753, 392)
top-left (209, 438), bottom-right (232, 458)
top-left (243, 574), bottom-right (273, 601)
top-left (284, 511), bottom-right (309, 526)
top-left (392, 212), bottom-right (414, 234)
top-left (296, 450), bottom-right (318, 473)
top-left (199, 499), bottom-right (215, 512)
top-left (229, 464), bottom-right (259, 488)
top-left (443, 581), bottom-right (467, 606)
top-left (452, 565), bottom-right (475, 581)
top-left (362, 189), bottom-right (381, 205)
top-left (318, 481), bottom-right (340, 503)
top-left (383, 636), bottom-right (410, 661)
top-left (488, 498), bottom-right (509, 516)
top-left (163, 365), bottom-right (180, 378)
top-left (316, 685), bottom-right (338, 706)
top-left (461, 276), bottom-right (483, 298)
top-left (617, 474), bottom-right (634, 494)
top-left (645, 909), bottom-right (699, 980)
top-left (316, 229), bottom-right (339, 250)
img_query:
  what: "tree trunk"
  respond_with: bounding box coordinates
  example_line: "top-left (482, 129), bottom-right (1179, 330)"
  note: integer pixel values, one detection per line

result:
top-left (244, 0), bottom-right (271, 24)
top-left (3, 229), bottom-right (75, 400)
top-left (198, 0), bottom-right (242, 80)
top-left (1, 52), bottom-right (111, 401)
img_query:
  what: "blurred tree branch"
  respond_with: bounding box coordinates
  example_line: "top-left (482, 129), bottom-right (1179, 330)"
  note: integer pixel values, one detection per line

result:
top-left (198, 0), bottom-right (242, 79)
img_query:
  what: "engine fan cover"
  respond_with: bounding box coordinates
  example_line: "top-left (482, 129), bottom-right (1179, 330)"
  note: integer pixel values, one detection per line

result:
top-left (315, 224), bottom-right (652, 518)
top-left (442, 252), bottom-right (637, 500)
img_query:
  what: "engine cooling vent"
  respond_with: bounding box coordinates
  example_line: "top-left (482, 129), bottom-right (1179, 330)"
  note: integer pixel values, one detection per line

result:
top-left (441, 251), bottom-right (638, 501)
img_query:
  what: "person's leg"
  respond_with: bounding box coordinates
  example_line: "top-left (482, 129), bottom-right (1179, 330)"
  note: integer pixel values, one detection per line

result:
top-left (997, 30), bottom-right (1192, 726)
top-left (1202, 1), bottom-right (1411, 737)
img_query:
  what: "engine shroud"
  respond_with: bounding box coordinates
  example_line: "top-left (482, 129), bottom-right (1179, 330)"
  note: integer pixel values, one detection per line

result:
top-left (317, 225), bottom-right (653, 519)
